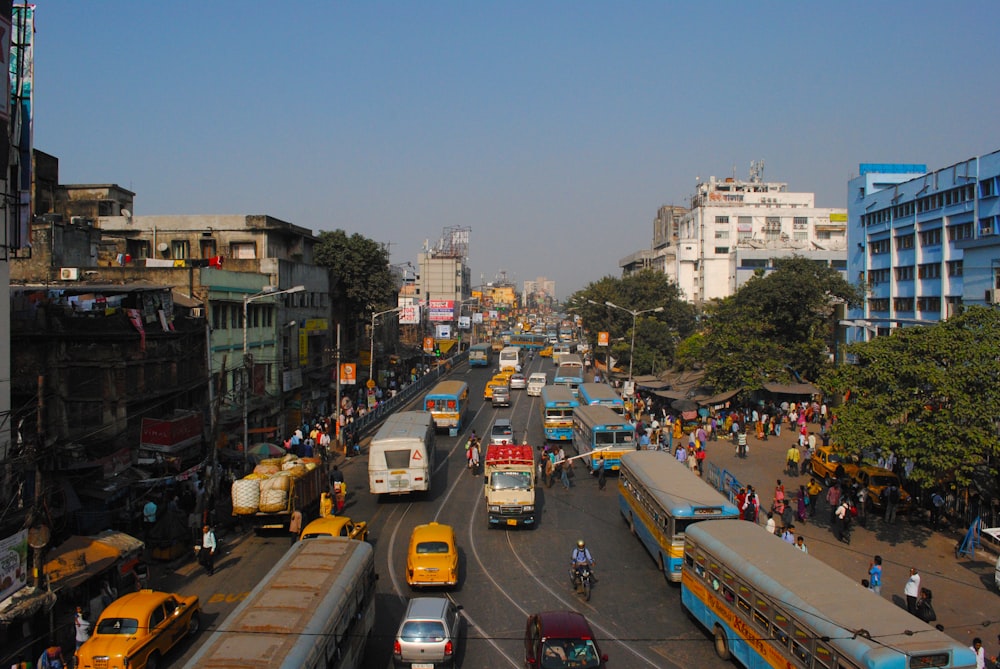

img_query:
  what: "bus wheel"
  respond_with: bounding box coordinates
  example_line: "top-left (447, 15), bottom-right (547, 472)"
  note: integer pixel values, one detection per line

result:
top-left (713, 626), bottom-right (731, 660)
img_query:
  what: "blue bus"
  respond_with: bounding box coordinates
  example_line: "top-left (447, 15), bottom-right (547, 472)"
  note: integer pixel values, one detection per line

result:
top-left (572, 404), bottom-right (635, 471)
top-left (424, 380), bottom-right (470, 432)
top-left (577, 382), bottom-right (625, 415)
top-left (553, 364), bottom-right (584, 396)
top-left (618, 451), bottom-right (738, 583)
top-left (682, 519), bottom-right (976, 669)
top-left (468, 343), bottom-right (492, 367)
top-left (540, 386), bottom-right (579, 441)
top-left (509, 333), bottom-right (547, 350)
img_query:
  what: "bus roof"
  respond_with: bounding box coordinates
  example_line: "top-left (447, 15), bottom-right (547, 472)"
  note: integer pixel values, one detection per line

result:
top-left (620, 451), bottom-right (737, 515)
top-left (541, 385), bottom-right (579, 405)
top-left (686, 520), bottom-right (976, 666)
top-left (371, 411), bottom-right (433, 444)
top-left (573, 404), bottom-right (631, 430)
top-left (426, 380), bottom-right (469, 397)
top-left (578, 383), bottom-right (623, 404)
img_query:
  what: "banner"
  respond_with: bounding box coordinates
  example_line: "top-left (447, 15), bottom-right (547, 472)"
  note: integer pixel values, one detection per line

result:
top-left (398, 304), bottom-right (420, 325)
top-left (0, 530), bottom-right (29, 603)
top-left (457, 316), bottom-right (470, 330)
top-left (472, 312), bottom-right (483, 324)
top-left (340, 363), bottom-right (357, 385)
top-left (598, 331), bottom-right (609, 347)
top-left (428, 300), bottom-right (455, 322)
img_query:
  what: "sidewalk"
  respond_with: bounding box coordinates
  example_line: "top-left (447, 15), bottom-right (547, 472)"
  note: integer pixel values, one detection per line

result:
top-left (706, 423), bottom-right (999, 650)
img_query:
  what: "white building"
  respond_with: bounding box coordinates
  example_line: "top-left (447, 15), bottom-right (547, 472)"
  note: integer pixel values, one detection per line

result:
top-left (669, 170), bottom-right (847, 305)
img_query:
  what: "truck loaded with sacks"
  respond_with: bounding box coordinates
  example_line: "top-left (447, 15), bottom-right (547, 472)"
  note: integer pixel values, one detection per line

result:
top-left (231, 454), bottom-right (328, 530)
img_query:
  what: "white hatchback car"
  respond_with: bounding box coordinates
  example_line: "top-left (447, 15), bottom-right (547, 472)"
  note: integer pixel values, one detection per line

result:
top-left (526, 373), bottom-right (547, 396)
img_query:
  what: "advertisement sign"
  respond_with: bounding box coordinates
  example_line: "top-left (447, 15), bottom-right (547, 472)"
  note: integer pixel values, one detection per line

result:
top-left (472, 312), bottom-right (483, 324)
top-left (489, 310), bottom-right (498, 321)
top-left (436, 325), bottom-right (452, 339)
top-left (598, 331), bottom-right (609, 347)
top-left (423, 336), bottom-right (436, 353)
top-left (398, 304), bottom-right (421, 325)
top-left (428, 300), bottom-right (455, 322)
top-left (340, 363), bottom-right (357, 385)
top-left (457, 316), bottom-right (471, 330)
top-left (0, 530), bottom-right (29, 603)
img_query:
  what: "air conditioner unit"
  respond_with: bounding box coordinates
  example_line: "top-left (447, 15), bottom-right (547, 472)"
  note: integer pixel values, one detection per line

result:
top-left (989, 288), bottom-right (1000, 304)
top-left (60, 267), bottom-right (79, 281)
top-left (190, 307), bottom-right (204, 318)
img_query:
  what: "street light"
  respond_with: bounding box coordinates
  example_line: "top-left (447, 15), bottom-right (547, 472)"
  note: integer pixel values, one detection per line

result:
top-left (598, 300), bottom-right (664, 382)
top-left (369, 306), bottom-right (404, 382)
top-left (243, 284), bottom-right (305, 467)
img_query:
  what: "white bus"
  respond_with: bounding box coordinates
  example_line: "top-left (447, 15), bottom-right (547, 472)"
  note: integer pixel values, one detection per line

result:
top-left (368, 411), bottom-right (435, 495)
top-left (498, 346), bottom-right (522, 372)
top-left (182, 537), bottom-right (376, 669)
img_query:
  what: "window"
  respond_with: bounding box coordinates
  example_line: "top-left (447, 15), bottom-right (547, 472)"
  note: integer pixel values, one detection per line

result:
top-left (715, 216), bottom-right (730, 224)
top-left (714, 247), bottom-right (730, 255)
top-left (127, 239), bottom-right (150, 259)
top-left (752, 597), bottom-right (770, 630)
top-left (870, 239), bottom-right (890, 254)
top-left (738, 229), bottom-right (753, 241)
top-left (868, 268), bottom-right (889, 286)
top-left (894, 265), bottom-right (914, 281)
top-left (979, 216), bottom-right (997, 236)
top-left (793, 217), bottom-right (808, 229)
top-left (736, 585), bottom-right (752, 614)
top-left (895, 234), bottom-right (914, 250)
top-left (772, 610), bottom-right (791, 647)
top-left (793, 232), bottom-right (808, 241)
top-left (947, 260), bottom-right (963, 277)
top-left (171, 240), bottom-right (190, 259)
top-left (740, 259), bottom-right (768, 269)
top-left (231, 242), bottom-right (257, 259)
top-left (200, 239), bottom-right (217, 258)
top-left (917, 297), bottom-right (941, 312)
top-left (894, 297), bottom-right (915, 312)
top-left (918, 263), bottom-right (940, 279)
top-left (919, 228), bottom-right (942, 246)
top-left (764, 217), bottom-right (781, 241)
top-left (948, 222), bottom-right (974, 241)
top-left (868, 298), bottom-right (889, 311)
top-left (981, 178), bottom-right (996, 198)
top-left (715, 229), bottom-right (730, 239)
top-left (791, 628), bottom-right (811, 664)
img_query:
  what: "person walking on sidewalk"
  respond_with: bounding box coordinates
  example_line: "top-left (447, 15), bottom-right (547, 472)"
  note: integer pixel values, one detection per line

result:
top-left (807, 478), bottom-right (823, 518)
top-left (868, 556), bottom-right (883, 594)
top-left (904, 567), bottom-right (921, 615)
top-left (200, 524), bottom-right (217, 576)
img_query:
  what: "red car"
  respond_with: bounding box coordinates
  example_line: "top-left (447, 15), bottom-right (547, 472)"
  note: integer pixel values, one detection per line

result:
top-left (524, 610), bottom-right (607, 668)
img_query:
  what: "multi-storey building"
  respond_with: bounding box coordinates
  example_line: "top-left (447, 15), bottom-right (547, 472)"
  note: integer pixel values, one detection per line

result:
top-left (846, 153), bottom-right (1000, 343)
top-left (669, 169), bottom-right (847, 305)
top-left (620, 205), bottom-right (688, 276)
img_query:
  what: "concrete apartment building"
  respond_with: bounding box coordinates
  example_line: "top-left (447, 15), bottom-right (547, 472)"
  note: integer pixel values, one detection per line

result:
top-left (846, 152), bottom-right (1000, 343)
top-left (620, 205), bottom-right (688, 276)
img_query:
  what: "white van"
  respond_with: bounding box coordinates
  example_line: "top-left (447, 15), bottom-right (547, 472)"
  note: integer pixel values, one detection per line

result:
top-left (526, 373), bottom-right (547, 396)
top-left (368, 411), bottom-right (435, 495)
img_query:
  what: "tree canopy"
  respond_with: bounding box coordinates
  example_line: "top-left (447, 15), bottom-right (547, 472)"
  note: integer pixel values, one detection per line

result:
top-left (565, 270), bottom-right (697, 375)
top-left (314, 230), bottom-right (395, 322)
top-left (821, 305), bottom-right (1000, 488)
top-left (700, 256), bottom-right (861, 392)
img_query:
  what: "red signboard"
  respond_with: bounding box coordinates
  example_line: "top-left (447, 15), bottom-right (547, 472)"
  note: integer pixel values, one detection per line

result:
top-left (140, 411), bottom-right (204, 452)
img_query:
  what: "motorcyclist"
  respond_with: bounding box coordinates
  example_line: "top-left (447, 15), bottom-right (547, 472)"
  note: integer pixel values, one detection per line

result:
top-left (570, 539), bottom-right (595, 580)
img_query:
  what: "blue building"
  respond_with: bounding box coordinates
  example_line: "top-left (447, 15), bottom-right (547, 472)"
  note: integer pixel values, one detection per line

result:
top-left (846, 152), bottom-right (1000, 344)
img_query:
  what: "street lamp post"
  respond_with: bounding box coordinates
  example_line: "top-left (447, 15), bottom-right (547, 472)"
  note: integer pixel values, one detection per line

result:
top-left (369, 306), bottom-right (404, 383)
top-left (594, 300), bottom-right (664, 382)
top-left (243, 284), bottom-right (305, 468)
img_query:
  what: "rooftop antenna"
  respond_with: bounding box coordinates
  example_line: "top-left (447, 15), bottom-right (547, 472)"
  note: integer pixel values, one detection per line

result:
top-left (750, 160), bottom-right (765, 183)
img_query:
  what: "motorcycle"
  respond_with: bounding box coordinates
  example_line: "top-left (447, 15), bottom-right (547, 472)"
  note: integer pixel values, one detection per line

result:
top-left (570, 564), bottom-right (593, 601)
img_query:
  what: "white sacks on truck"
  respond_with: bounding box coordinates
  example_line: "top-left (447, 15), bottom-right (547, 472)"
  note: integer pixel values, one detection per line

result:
top-left (231, 455), bottom-right (317, 515)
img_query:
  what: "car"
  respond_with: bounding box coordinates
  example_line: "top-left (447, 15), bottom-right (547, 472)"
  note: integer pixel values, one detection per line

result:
top-left (407, 522), bottom-right (458, 588)
top-left (539, 346), bottom-right (554, 358)
top-left (524, 610), bottom-right (607, 668)
top-left (492, 385), bottom-right (511, 408)
top-left (75, 589), bottom-right (200, 669)
top-left (853, 466), bottom-right (912, 513)
top-left (526, 373), bottom-right (547, 397)
top-left (299, 515), bottom-right (369, 541)
top-left (493, 369), bottom-right (516, 383)
top-left (810, 445), bottom-right (855, 486)
top-left (484, 378), bottom-right (507, 400)
top-left (509, 373), bottom-right (527, 390)
top-left (490, 419), bottom-right (515, 445)
top-left (393, 596), bottom-right (463, 668)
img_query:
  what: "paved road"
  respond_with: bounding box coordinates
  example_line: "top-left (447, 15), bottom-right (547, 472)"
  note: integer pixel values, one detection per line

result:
top-left (144, 354), bottom-right (1000, 667)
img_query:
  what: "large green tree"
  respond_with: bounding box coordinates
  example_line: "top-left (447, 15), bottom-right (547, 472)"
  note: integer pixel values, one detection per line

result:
top-left (566, 270), bottom-right (696, 375)
top-left (701, 256), bottom-right (861, 391)
top-left (821, 306), bottom-right (1000, 487)
top-left (314, 230), bottom-right (395, 323)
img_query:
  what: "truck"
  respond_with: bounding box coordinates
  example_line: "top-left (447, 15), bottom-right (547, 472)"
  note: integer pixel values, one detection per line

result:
top-left (483, 444), bottom-right (536, 528)
top-left (232, 457), bottom-right (328, 531)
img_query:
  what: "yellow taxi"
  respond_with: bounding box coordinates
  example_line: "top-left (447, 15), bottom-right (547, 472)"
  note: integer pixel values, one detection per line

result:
top-left (810, 445), bottom-right (856, 486)
top-left (853, 466), bottom-right (912, 514)
top-left (484, 378), bottom-right (508, 400)
top-left (299, 515), bottom-right (369, 541)
top-left (493, 369), bottom-right (516, 383)
top-left (539, 346), bottom-right (553, 358)
top-left (406, 522), bottom-right (458, 588)
top-left (75, 590), bottom-right (200, 669)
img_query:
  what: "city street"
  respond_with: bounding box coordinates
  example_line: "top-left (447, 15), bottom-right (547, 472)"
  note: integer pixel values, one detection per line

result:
top-left (143, 356), bottom-right (1000, 668)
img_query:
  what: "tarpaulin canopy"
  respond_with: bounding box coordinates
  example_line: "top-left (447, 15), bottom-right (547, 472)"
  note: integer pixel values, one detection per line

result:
top-left (762, 382), bottom-right (818, 396)
top-left (699, 388), bottom-right (742, 406)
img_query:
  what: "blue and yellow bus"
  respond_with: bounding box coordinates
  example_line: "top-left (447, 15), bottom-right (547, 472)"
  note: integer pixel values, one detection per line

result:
top-left (577, 382), bottom-right (625, 415)
top-left (553, 364), bottom-right (584, 396)
top-left (540, 385), bottom-right (579, 441)
top-left (572, 404), bottom-right (635, 471)
top-left (424, 380), bottom-right (470, 432)
top-left (510, 333), bottom-right (547, 350)
top-left (682, 519), bottom-right (976, 669)
top-left (618, 451), bottom-right (738, 583)
top-left (469, 343), bottom-right (492, 367)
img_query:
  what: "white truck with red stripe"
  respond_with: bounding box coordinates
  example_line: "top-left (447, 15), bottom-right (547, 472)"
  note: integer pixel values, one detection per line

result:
top-left (484, 444), bottom-right (536, 528)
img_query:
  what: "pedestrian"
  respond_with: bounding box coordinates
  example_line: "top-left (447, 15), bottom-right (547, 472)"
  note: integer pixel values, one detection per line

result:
top-left (334, 480), bottom-right (347, 514)
top-left (833, 499), bottom-right (849, 543)
top-left (289, 508), bottom-right (303, 545)
top-left (826, 482), bottom-right (842, 524)
top-left (883, 483), bottom-right (901, 524)
top-left (904, 567), bottom-right (920, 615)
top-left (781, 524), bottom-right (796, 544)
top-left (797, 485), bottom-right (808, 523)
top-left (795, 535), bottom-right (808, 553)
top-left (868, 555), bottom-right (882, 594)
top-left (807, 478), bottom-right (823, 518)
top-left (545, 456), bottom-right (555, 488)
top-left (37, 646), bottom-right (65, 669)
top-left (596, 455), bottom-right (606, 491)
top-left (201, 524), bottom-right (217, 576)
top-left (785, 445), bottom-right (800, 476)
top-left (560, 458), bottom-right (571, 490)
top-left (695, 445), bottom-right (706, 475)
top-left (971, 638), bottom-right (986, 669)
top-left (329, 465), bottom-right (345, 497)
top-left (765, 511), bottom-right (776, 535)
top-left (74, 606), bottom-right (91, 653)
top-left (742, 486), bottom-right (759, 523)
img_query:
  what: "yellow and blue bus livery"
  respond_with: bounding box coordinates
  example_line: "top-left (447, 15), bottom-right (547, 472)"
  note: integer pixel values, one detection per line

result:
top-left (683, 519), bottom-right (976, 669)
top-left (424, 380), bottom-right (469, 432)
top-left (573, 404), bottom-right (634, 470)
top-left (469, 343), bottom-right (492, 367)
top-left (553, 364), bottom-right (584, 397)
top-left (577, 382), bottom-right (625, 415)
top-left (619, 451), bottom-right (738, 582)
top-left (540, 385), bottom-right (579, 441)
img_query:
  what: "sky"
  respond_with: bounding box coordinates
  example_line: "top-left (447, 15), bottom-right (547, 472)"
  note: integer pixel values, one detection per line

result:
top-left (31, 1), bottom-right (1000, 299)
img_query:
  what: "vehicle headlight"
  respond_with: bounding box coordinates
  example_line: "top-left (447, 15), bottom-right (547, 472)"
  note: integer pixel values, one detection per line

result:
top-left (523, 505), bottom-right (534, 512)
top-left (488, 505), bottom-right (500, 513)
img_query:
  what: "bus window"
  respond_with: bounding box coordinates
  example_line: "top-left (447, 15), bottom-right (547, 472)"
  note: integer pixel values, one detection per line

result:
top-left (791, 627), bottom-right (811, 664)
top-left (814, 643), bottom-right (833, 669)
top-left (772, 610), bottom-right (791, 647)
top-left (736, 585), bottom-right (752, 614)
top-left (752, 597), bottom-right (769, 630)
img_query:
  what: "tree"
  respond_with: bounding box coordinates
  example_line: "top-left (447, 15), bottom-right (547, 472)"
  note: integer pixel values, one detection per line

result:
top-left (701, 256), bottom-right (861, 391)
top-left (566, 270), bottom-right (696, 375)
top-left (821, 306), bottom-right (1000, 488)
top-left (314, 230), bottom-right (395, 325)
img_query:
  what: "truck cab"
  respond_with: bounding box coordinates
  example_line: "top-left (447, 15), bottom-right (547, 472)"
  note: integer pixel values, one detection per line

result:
top-left (484, 444), bottom-right (536, 528)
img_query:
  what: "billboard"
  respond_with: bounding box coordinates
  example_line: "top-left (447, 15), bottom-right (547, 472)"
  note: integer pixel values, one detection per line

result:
top-left (428, 300), bottom-right (455, 322)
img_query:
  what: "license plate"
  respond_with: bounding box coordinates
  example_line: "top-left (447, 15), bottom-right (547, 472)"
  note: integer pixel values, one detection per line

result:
top-left (413, 664), bottom-right (434, 669)
top-left (507, 519), bottom-right (517, 526)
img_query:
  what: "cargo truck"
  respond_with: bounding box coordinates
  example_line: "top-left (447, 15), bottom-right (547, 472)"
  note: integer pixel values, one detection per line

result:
top-left (231, 457), bottom-right (328, 531)
top-left (483, 444), bottom-right (536, 528)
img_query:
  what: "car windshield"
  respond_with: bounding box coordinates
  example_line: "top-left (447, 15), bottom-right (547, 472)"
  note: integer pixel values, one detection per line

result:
top-left (416, 541), bottom-right (451, 555)
top-left (400, 620), bottom-right (446, 642)
top-left (540, 639), bottom-right (600, 669)
top-left (97, 618), bottom-right (139, 635)
top-left (490, 471), bottom-right (532, 491)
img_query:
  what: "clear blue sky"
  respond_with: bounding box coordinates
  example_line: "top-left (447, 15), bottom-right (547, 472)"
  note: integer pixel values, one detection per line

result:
top-left (33, 1), bottom-right (1000, 299)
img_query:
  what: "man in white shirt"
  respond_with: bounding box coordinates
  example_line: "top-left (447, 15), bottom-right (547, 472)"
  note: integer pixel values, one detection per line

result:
top-left (904, 567), bottom-right (920, 615)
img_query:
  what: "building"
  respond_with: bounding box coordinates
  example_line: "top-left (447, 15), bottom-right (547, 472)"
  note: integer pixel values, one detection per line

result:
top-left (416, 226), bottom-right (472, 341)
top-left (523, 276), bottom-right (555, 309)
top-left (845, 153), bottom-right (1000, 343)
top-left (625, 165), bottom-right (847, 306)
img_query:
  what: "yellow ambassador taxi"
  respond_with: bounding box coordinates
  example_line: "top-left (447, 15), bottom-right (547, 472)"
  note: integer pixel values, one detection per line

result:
top-left (406, 522), bottom-right (458, 588)
top-left (76, 590), bottom-right (200, 669)
top-left (299, 515), bottom-right (369, 541)
top-left (484, 377), bottom-right (508, 400)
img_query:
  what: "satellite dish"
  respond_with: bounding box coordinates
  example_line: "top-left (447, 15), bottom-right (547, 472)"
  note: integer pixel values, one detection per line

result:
top-left (121, 208), bottom-right (132, 219)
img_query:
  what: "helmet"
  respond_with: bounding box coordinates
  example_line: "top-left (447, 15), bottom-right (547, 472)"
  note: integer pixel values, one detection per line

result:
top-left (577, 540), bottom-right (585, 548)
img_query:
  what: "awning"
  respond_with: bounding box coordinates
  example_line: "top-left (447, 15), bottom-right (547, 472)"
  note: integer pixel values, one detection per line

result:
top-left (652, 389), bottom-right (689, 401)
top-left (634, 380), bottom-right (670, 390)
top-left (699, 388), bottom-right (742, 406)
top-left (762, 382), bottom-right (818, 396)
top-left (170, 290), bottom-right (203, 308)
